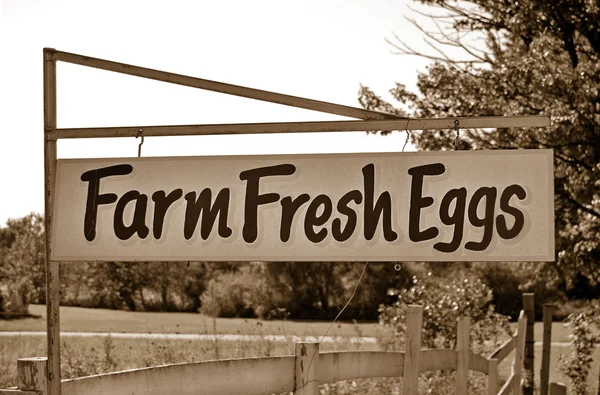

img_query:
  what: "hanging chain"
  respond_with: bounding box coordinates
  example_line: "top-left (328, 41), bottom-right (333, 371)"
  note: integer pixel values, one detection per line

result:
top-left (136, 129), bottom-right (144, 157)
top-left (403, 118), bottom-right (412, 152)
top-left (454, 119), bottom-right (460, 150)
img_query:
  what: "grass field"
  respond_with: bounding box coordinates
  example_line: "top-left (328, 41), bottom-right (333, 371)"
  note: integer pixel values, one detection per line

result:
top-left (0, 304), bottom-right (579, 342)
top-left (2, 305), bottom-right (599, 393)
top-left (2, 304), bottom-right (383, 338)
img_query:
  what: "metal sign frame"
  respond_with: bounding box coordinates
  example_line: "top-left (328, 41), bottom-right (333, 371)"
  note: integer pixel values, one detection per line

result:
top-left (42, 48), bottom-right (551, 395)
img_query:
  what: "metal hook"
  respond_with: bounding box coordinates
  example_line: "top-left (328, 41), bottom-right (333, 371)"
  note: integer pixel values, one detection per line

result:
top-left (136, 129), bottom-right (144, 157)
top-left (454, 119), bottom-right (460, 150)
top-left (402, 118), bottom-right (412, 152)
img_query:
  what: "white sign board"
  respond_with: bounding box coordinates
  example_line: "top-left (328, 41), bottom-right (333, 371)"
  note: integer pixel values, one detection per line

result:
top-left (51, 150), bottom-right (554, 262)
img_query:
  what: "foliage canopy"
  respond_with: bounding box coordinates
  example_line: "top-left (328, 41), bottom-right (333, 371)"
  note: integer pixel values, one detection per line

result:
top-left (359, 0), bottom-right (600, 294)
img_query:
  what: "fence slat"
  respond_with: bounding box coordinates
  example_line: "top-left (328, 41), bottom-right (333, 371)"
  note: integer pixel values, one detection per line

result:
top-left (523, 294), bottom-right (535, 395)
top-left (403, 305), bottom-right (423, 395)
top-left (540, 304), bottom-right (554, 395)
top-left (549, 382), bottom-right (567, 395)
top-left (498, 374), bottom-right (515, 395)
top-left (489, 337), bottom-right (516, 363)
top-left (456, 317), bottom-right (470, 394)
top-left (17, 357), bottom-right (47, 395)
top-left (488, 359), bottom-right (498, 395)
top-left (514, 311), bottom-right (527, 395)
top-left (318, 351), bottom-right (403, 384)
top-left (419, 349), bottom-right (455, 372)
top-left (470, 354), bottom-right (490, 375)
top-left (61, 356), bottom-right (295, 395)
top-left (294, 343), bottom-right (318, 395)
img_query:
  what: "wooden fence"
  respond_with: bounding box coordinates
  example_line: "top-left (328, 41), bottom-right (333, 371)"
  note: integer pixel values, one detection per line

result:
top-left (1, 305), bottom-right (567, 395)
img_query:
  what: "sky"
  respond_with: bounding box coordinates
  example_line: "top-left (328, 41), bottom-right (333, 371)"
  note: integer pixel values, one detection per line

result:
top-left (0, 0), bottom-right (436, 227)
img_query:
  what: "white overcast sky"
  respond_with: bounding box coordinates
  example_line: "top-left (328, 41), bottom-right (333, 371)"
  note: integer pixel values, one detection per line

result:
top-left (0, 0), bottom-right (437, 226)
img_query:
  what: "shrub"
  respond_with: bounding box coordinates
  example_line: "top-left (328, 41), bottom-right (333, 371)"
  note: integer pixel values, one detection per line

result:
top-left (559, 302), bottom-right (600, 395)
top-left (476, 262), bottom-right (566, 321)
top-left (379, 272), bottom-right (511, 351)
top-left (200, 265), bottom-right (273, 318)
top-left (475, 262), bottom-right (524, 320)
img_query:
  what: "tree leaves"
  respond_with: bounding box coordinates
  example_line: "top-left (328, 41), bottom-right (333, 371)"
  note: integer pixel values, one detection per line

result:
top-left (359, 0), bottom-right (600, 293)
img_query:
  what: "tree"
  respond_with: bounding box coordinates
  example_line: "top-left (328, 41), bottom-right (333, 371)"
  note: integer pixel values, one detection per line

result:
top-left (262, 261), bottom-right (414, 320)
top-left (359, 0), bottom-right (600, 296)
top-left (264, 262), bottom-right (349, 319)
top-left (379, 271), bottom-right (511, 350)
top-left (0, 213), bottom-right (45, 314)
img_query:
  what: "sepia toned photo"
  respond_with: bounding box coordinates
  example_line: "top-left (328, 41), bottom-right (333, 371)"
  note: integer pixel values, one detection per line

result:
top-left (1, 1), bottom-right (598, 394)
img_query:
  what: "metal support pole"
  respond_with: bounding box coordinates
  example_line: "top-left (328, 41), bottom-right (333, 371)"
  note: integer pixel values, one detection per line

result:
top-left (43, 47), bottom-right (61, 395)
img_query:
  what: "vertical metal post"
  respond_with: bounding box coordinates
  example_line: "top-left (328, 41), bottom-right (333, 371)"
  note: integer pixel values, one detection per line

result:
top-left (523, 293), bottom-right (535, 395)
top-left (44, 47), bottom-right (61, 395)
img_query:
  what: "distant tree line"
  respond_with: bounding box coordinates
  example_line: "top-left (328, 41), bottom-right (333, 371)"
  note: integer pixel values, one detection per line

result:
top-left (0, 213), bottom-right (410, 320)
top-left (0, 212), bottom-right (592, 321)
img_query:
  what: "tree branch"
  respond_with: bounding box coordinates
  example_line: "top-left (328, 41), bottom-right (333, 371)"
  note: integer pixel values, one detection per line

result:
top-left (557, 191), bottom-right (600, 220)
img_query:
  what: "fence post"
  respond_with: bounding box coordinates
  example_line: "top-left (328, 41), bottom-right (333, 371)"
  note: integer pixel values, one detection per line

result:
top-left (514, 311), bottom-right (527, 395)
top-left (523, 293), bottom-right (535, 395)
top-left (487, 358), bottom-right (498, 395)
top-left (17, 357), bottom-right (48, 395)
top-left (294, 342), bottom-right (319, 395)
top-left (540, 304), bottom-right (554, 395)
top-left (456, 317), bottom-right (470, 394)
top-left (549, 382), bottom-right (567, 395)
top-left (403, 305), bottom-right (423, 395)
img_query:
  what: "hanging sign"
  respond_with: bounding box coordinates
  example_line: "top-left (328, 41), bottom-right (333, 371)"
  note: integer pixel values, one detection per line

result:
top-left (51, 149), bottom-right (554, 262)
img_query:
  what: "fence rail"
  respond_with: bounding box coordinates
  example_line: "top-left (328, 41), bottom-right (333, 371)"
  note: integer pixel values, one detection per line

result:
top-left (1, 304), bottom-right (566, 395)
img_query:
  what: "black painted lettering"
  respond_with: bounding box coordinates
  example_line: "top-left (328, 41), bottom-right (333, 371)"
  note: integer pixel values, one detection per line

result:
top-left (304, 194), bottom-right (333, 243)
top-left (465, 187), bottom-right (497, 251)
top-left (434, 187), bottom-right (467, 253)
top-left (496, 184), bottom-right (526, 239)
top-left (280, 194), bottom-right (310, 242)
top-left (152, 189), bottom-right (183, 239)
top-left (363, 164), bottom-right (398, 241)
top-left (240, 164), bottom-right (296, 243)
top-left (408, 163), bottom-right (445, 242)
top-left (80, 164), bottom-right (133, 241)
top-left (332, 190), bottom-right (362, 242)
top-left (184, 189), bottom-right (232, 240)
top-left (114, 191), bottom-right (150, 240)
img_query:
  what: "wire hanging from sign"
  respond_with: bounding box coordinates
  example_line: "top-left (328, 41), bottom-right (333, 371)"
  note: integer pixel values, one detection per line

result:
top-left (299, 261), bottom-right (370, 392)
